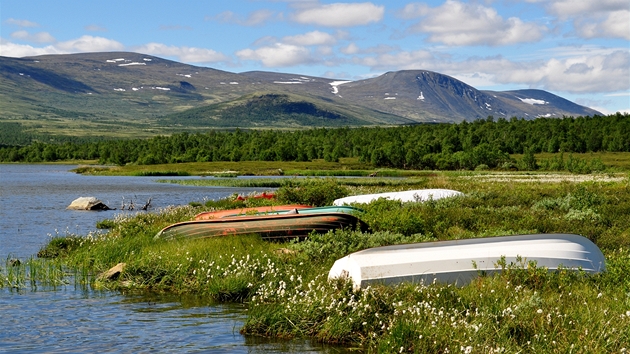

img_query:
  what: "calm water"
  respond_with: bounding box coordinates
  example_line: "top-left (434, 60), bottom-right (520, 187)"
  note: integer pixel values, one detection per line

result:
top-left (0, 165), bottom-right (351, 353)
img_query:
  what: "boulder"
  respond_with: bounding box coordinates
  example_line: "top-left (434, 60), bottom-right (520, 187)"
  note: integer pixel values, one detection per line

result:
top-left (98, 262), bottom-right (125, 280)
top-left (67, 197), bottom-right (112, 211)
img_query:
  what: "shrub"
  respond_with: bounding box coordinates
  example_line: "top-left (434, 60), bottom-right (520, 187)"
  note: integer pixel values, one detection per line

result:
top-left (292, 228), bottom-right (434, 263)
top-left (37, 236), bottom-right (85, 258)
top-left (276, 178), bottom-right (348, 206)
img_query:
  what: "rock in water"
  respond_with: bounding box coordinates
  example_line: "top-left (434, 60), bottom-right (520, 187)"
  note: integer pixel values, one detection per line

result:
top-left (67, 196), bottom-right (112, 210)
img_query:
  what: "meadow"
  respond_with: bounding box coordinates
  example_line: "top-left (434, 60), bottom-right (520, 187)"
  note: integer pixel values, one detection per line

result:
top-left (4, 173), bottom-right (630, 352)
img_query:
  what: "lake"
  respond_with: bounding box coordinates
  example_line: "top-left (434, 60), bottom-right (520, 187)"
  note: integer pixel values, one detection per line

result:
top-left (0, 164), bottom-right (352, 353)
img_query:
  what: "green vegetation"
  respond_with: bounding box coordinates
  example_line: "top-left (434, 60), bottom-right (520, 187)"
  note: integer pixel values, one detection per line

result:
top-left (1, 256), bottom-right (67, 290)
top-left (8, 174), bottom-right (629, 351)
top-left (2, 114), bottom-right (628, 174)
top-left (67, 158), bottom-right (375, 176)
top-left (159, 93), bottom-right (371, 127)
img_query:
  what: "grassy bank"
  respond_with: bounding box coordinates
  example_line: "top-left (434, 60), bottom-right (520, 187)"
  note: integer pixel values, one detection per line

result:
top-left (70, 158), bottom-right (379, 176)
top-left (9, 174), bottom-right (630, 352)
top-left (66, 152), bottom-right (630, 177)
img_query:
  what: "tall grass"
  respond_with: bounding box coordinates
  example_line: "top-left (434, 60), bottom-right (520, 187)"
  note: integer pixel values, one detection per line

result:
top-left (0, 256), bottom-right (67, 290)
top-left (32, 174), bottom-right (630, 351)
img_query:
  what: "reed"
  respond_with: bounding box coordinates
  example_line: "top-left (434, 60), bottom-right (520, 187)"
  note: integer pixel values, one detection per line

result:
top-left (1, 256), bottom-right (67, 290)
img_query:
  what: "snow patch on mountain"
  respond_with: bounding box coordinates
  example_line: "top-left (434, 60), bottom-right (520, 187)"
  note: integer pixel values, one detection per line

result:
top-left (119, 62), bottom-right (146, 66)
top-left (274, 77), bottom-right (314, 84)
top-left (519, 97), bottom-right (547, 105)
top-left (330, 80), bottom-right (351, 95)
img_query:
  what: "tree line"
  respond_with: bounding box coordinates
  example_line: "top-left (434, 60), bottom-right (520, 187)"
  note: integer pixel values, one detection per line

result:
top-left (1, 113), bottom-right (627, 171)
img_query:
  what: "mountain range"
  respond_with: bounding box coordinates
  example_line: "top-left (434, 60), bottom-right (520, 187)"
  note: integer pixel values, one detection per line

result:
top-left (0, 51), bottom-right (602, 137)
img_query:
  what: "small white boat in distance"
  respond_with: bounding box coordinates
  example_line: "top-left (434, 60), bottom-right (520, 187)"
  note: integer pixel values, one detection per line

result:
top-left (328, 234), bottom-right (606, 289)
top-left (332, 189), bottom-right (463, 206)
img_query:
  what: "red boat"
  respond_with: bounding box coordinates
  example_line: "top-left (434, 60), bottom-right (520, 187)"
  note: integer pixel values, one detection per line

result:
top-left (194, 205), bottom-right (311, 220)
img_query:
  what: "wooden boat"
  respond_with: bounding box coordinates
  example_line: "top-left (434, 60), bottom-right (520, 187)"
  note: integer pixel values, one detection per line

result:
top-left (328, 234), bottom-right (606, 289)
top-left (332, 189), bottom-right (463, 206)
top-left (195, 205), bottom-right (311, 220)
top-left (157, 212), bottom-right (368, 241)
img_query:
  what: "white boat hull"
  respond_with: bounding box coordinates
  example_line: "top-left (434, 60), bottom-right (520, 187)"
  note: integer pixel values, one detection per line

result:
top-left (332, 189), bottom-right (463, 206)
top-left (328, 234), bottom-right (606, 289)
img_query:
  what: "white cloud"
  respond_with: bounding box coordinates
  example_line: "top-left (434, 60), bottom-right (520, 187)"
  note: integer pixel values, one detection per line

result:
top-left (282, 31), bottom-right (337, 46)
top-left (398, 3), bottom-right (430, 19)
top-left (354, 47), bottom-right (629, 94)
top-left (341, 43), bottom-right (360, 54)
top-left (236, 43), bottom-right (311, 67)
top-left (540, 0), bottom-right (630, 40)
top-left (604, 92), bottom-right (630, 97)
top-left (0, 35), bottom-right (123, 57)
top-left (210, 9), bottom-right (279, 26)
top-left (404, 0), bottom-right (546, 46)
top-left (56, 35), bottom-right (124, 52)
top-left (10, 30), bottom-right (55, 43)
top-left (245, 9), bottom-right (279, 26)
top-left (134, 43), bottom-right (230, 63)
top-left (342, 43), bottom-right (400, 56)
top-left (291, 2), bottom-right (384, 27)
top-left (545, 0), bottom-right (627, 19)
top-left (6, 18), bottom-right (39, 27)
top-left (573, 10), bottom-right (630, 40)
top-left (0, 39), bottom-right (61, 57)
top-left (455, 51), bottom-right (630, 93)
top-left (357, 49), bottom-right (434, 68)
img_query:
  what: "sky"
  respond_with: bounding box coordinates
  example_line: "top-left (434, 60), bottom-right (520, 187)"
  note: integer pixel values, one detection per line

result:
top-left (1, 0), bottom-right (629, 114)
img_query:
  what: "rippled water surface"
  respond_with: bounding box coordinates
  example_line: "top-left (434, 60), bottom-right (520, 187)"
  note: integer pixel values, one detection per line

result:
top-left (0, 165), bottom-right (351, 353)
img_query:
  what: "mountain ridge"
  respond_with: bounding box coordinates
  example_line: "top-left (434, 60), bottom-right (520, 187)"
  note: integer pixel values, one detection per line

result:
top-left (0, 51), bottom-right (602, 137)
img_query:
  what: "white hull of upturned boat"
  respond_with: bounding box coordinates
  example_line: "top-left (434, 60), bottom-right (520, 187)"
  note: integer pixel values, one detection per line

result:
top-left (328, 234), bottom-right (606, 289)
top-left (332, 189), bottom-right (463, 206)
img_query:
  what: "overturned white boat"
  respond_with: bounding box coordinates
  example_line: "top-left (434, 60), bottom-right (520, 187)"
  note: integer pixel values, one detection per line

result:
top-left (328, 234), bottom-right (606, 289)
top-left (332, 189), bottom-right (463, 206)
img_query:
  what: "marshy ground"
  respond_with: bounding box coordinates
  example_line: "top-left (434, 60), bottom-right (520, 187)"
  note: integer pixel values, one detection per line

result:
top-left (4, 172), bottom-right (630, 352)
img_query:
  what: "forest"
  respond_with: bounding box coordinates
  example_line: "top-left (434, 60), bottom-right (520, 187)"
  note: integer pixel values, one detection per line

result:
top-left (1, 113), bottom-right (628, 171)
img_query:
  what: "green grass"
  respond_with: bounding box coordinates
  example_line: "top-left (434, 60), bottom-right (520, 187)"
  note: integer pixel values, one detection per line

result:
top-left (14, 173), bottom-right (630, 351)
top-left (0, 256), bottom-right (68, 290)
top-left (67, 152), bottom-right (630, 178)
top-left (71, 158), bottom-right (376, 176)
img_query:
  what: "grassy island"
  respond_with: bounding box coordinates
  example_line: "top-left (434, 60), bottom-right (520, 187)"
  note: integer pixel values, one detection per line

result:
top-left (5, 173), bottom-right (630, 352)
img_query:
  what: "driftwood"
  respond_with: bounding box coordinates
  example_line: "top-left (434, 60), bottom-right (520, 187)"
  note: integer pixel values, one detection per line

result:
top-left (141, 198), bottom-right (152, 211)
top-left (121, 197), bottom-right (152, 211)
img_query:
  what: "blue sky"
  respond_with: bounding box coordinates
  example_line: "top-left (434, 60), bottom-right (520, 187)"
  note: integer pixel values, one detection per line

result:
top-left (1, 0), bottom-right (628, 114)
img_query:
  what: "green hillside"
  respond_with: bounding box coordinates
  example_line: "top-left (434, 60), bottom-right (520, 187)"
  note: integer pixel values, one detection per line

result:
top-left (159, 92), bottom-right (395, 128)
